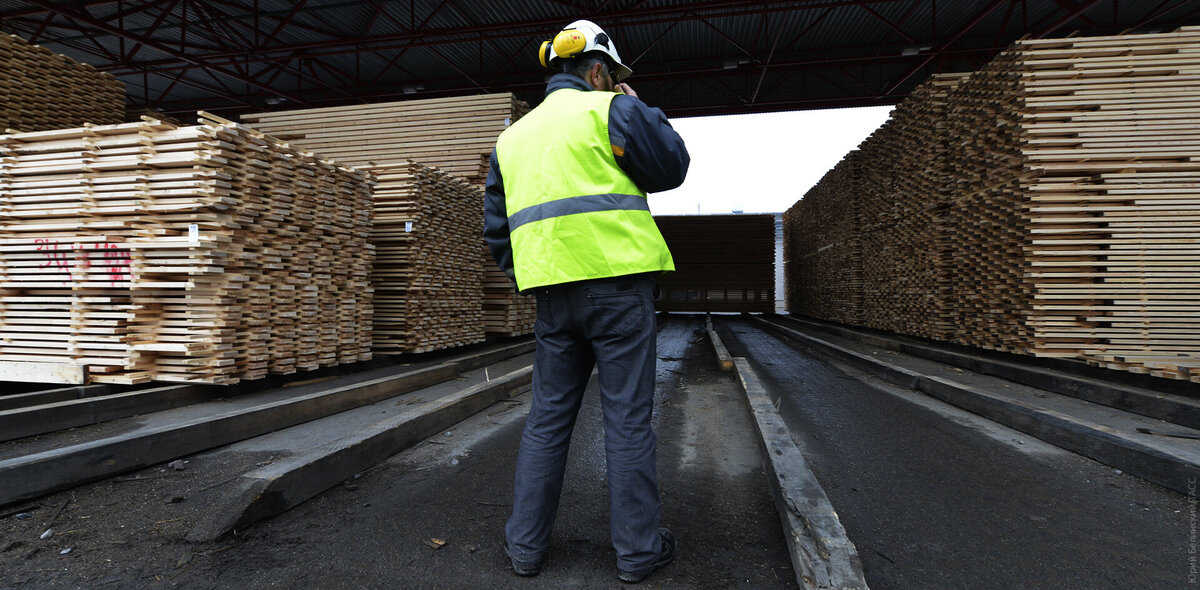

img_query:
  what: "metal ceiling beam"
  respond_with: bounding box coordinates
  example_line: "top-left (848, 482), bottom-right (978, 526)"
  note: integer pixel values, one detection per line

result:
top-left (1049, 0), bottom-right (1100, 28)
top-left (122, 0), bottom-right (179, 62)
top-left (1122, 0), bottom-right (1195, 33)
top-left (880, 0), bottom-right (1011, 97)
top-left (19, 2), bottom-right (349, 106)
top-left (19, 0), bottom-right (312, 105)
top-left (1035, 0), bottom-right (1104, 37)
top-left (91, 0), bottom-right (917, 74)
top-left (134, 41), bottom-right (1008, 116)
top-left (751, 14), bottom-right (788, 104)
top-left (257, 0), bottom-right (309, 50)
top-left (860, 3), bottom-right (917, 43)
top-left (5, 1), bottom-right (1197, 118)
top-left (0, 0), bottom-right (119, 19)
top-left (698, 17), bottom-right (755, 58)
top-left (629, 21), bottom-right (679, 66)
top-left (25, 10), bottom-right (55, 43)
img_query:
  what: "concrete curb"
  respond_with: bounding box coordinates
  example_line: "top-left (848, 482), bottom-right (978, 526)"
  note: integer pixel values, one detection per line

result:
top-left (706, 315), bottom-right (734, 372)
top-left (751, 316), bottom-right (1200, 495)
top-left (917, 375), bottom-right (1200, 495)
top-left (707, 322), bottom-right (868, 589)
top-left (0, 361), bottom-right (472, 507)
top-left (450, 341), bottom-right (536, 372)
top-left (730, 358), bottom-right (869, 590)
top-left (772, 315), bottom-right (1200, 430)
top-left (187, 366), bottom-right (533, 541)
top-left (0, 384), bottom-right (213, 443)
top-left (0, 341), bottom-right (537, 445)
top-left (0, 383), bottom-right (128, 412)
top-left (752, 317), bottom-right (920, 388)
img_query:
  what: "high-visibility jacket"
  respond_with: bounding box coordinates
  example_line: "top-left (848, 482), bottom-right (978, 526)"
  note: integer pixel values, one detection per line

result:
top-left (495, 87), bottom-right (674, 290)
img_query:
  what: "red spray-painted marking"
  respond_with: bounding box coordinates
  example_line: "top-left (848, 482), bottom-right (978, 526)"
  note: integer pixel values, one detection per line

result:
top-left (32, 238), bottom-right (131, 285)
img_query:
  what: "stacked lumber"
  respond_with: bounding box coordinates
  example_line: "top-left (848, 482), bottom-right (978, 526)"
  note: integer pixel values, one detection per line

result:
top-left (0, 115), bottom-right (374, 384)
top-left (859, 74), bottom-right (967, 341)
top-left (655, 215), bottom-right (774, 313)
top-left (479, 159), bottom-right (535, 339)
top-left (242, 94), bottom-right (537, 341)
top-left (1020, 27), bottom-right (1200, 380)
top-left (481, 244), bottom-right (536, 336)
top-left (783, 153), bottom-right (862, 325)
top-left (241, 94), bottom-right (523, 176)
top-left (937, 58), bottom-right (1034, 354)
top-left (784, 26), bottom-right (1200, 382)
top-left (369, 162), bottom-right (484, 353)
top-left (1, 33), bottom-right (125, 132)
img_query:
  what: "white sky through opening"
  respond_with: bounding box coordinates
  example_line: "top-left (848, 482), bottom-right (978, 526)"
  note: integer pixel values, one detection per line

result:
top-left (650, 106), bottom-right (894, 216)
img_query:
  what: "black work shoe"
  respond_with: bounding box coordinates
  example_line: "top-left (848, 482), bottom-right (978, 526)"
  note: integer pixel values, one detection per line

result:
top-left (505, 545), bottom-right (542, 577)
top-left (617, 528), bottom-right (676, 584)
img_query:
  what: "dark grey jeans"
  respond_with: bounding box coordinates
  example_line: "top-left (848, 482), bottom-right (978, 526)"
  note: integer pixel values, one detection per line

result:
top-left (505, 273), bottom-right (663, 573)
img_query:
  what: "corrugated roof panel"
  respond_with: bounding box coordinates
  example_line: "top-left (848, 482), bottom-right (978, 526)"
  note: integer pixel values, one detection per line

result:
top-left (0, 0), bottom-right (1190, 116)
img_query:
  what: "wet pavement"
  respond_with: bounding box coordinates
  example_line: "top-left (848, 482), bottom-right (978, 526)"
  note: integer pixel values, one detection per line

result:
top-left (0, 315), bottom-right (795, 589)
top-left (717, 316), bottom-right (1189, 590)
top-left (6, 312), bottom-right (1188, 589)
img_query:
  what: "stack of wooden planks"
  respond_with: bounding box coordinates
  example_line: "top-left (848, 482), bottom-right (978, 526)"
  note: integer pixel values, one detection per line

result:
top-left (655, 214), bottom-right (775, 313)
top-left (1020, 28), bottom-right (1200, 380)
top-left (1, 33), bottom-right (125, 132)
top-left (937, 57), bottom-right (1034, 354)
top-left (784, 26), bottom-right (1200, 382)
top-left (0, 114), bottom-right (374, 384)
top-left (783, 152), bottom-right (863, 325)
top-left (367, 162), bottom-right (485, 353)
top-left (858, 74), bottom-right (968, 341)
top-left (480, 244), bottom-right (536, 336)
top-left (242, 94), bottom-right (537, 341)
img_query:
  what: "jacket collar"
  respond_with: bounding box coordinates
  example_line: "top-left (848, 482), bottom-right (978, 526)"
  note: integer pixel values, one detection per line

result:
top-left (546, 73), bottom-right (593, 96)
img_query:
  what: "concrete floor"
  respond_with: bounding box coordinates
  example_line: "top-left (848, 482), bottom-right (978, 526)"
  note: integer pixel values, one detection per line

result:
top-left (2, 315), bottom-right (796, 589)
top-left (3, 313), bottom-right (1190, 589)
top-left (717, 316), bottom-right (1188, 590)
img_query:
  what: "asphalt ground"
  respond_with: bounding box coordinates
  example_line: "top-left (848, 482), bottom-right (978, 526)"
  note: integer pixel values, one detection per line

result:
top-left (2, 315), bottom-right (796, 589)
top-left (716, 316), bottom-right (1191, 590)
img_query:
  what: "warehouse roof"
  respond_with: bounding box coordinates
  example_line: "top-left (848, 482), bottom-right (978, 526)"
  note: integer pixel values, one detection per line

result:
top-left (1, 1), bottom-right (1197, 118)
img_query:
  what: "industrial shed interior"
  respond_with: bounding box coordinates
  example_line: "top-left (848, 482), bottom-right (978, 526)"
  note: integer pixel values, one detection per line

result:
top-left (0, 1), bottom-right (1197, 385)
top-left (2, 2), bottom-right (1200, 588)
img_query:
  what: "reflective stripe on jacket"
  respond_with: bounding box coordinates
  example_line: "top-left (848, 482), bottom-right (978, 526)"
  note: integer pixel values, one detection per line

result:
top-left (495, 87), bottom-right (674, 291)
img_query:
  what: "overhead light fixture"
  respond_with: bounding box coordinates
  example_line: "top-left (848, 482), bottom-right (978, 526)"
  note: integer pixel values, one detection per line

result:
top-left (402, 84), bottom-right (425, 95)
top-left (264, 96), bottom-right (285, 105)
top-left (901, 46), bottom-right (932, 56)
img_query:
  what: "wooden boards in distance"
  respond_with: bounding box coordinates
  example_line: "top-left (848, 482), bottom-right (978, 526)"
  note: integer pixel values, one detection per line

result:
top-left (784, 26), bottom-right (1200, 383)
top-left (0, 33), bottom-right (124, 132)
top-left (0, 115), bottom-right (375, 384)
top-left (242, 94), bottom-right (536, 340)
top-left (368, 162), bottom-right (485, 353)
top-left (655, 214), bottom-right (775, 313)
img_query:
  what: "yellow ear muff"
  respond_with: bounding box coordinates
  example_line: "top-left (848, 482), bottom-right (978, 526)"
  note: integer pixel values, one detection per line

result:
top-left (551, 29), bottom-right (588, 59)
top-left (539, 40), bottom-right (554, 68)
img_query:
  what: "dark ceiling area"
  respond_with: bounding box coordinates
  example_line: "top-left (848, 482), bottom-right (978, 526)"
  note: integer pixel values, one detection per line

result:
top-left (1, 1), bottom-right (1197, 119)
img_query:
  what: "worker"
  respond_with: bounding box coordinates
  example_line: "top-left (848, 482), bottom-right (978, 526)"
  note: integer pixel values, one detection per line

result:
top-left (483, 18), bottom-right (690, 584)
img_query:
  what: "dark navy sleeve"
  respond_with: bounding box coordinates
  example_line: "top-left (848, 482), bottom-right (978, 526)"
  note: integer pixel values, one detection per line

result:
top-left (483, 148), bottom-right (516, 283)
top-left (608, 94), bottom-right (690, 193)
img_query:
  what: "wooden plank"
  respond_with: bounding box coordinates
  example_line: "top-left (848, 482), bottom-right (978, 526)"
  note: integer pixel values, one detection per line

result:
top-left (0, 360), bottom-right (86, 384)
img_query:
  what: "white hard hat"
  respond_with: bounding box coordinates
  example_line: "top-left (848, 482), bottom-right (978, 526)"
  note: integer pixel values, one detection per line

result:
top-left (539, 19), bottom-right (633, 82)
